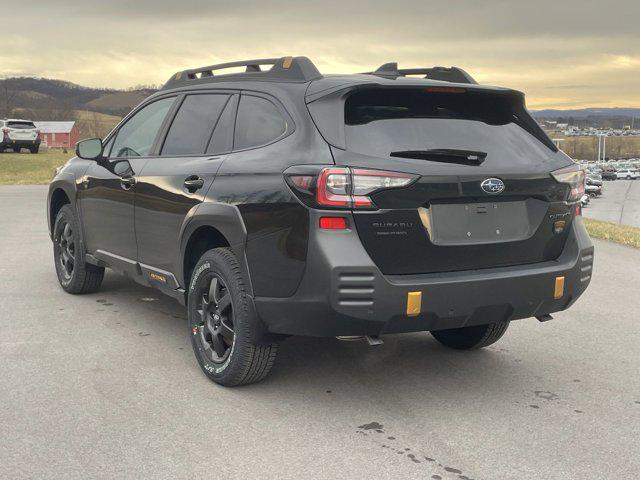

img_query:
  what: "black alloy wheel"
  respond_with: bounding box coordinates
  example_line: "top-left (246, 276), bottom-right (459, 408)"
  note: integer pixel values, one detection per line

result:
top-left (193, 274), bottom-right (235, 364)
top-left (52, 205), bottom-right (104, 294)
top-left (55, 219), bottom-right (75, 285)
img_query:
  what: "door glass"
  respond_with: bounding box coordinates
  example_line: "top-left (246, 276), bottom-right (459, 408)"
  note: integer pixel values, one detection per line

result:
top-left (206, 96), bottom-right (237, 155)
top-left (102, 136), bottom-right (115, 157)
top-left (161, 94), bottom-right (229, 156)
top-left (234, 95), bottom-right (287, 150)
top-left (111, 97), bottom-right (174, 158)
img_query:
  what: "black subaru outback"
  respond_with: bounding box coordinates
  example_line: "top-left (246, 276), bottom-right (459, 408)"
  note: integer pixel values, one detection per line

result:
top-left (48, 56), bottom-right (593, 386)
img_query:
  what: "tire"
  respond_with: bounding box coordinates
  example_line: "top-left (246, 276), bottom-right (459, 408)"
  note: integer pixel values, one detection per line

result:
top-left (53, 205), bottom-right (104, 294)
top-left (188, 248), bottom-right (278, 386)
top-left (431, 321), bottom-right (510, 350)
top-left (29, 146), bottom-right (39, 154)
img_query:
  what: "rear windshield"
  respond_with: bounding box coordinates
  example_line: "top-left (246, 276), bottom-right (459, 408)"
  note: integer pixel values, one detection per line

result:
top-left (7, 121), bottom-right (36, 129)
top-left (344, 88), bottom-right (556, 158)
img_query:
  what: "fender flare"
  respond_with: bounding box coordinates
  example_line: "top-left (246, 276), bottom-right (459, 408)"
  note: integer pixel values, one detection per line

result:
top-left (179, 203), bottom-right (274, 342)
top-left (47, 174), bottom-right (78, 239)
top-left (178, 202), bottom-right (253, 295)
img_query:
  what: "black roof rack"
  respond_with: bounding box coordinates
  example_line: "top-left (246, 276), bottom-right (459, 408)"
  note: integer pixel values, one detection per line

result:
top-left (365, 62), bottom-right (478, 85)
top-left (162, 56), bottom-right (322, 90)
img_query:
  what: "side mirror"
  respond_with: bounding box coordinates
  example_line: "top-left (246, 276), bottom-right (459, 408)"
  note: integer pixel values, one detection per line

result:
top-left (76, 138), bottom-right (104, 161)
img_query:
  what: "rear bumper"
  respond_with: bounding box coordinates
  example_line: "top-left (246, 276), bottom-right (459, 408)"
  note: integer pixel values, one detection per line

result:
top-left (254, 213), bottom-right (593, 337)
top-left (1, 138), bottom-right (40, 148)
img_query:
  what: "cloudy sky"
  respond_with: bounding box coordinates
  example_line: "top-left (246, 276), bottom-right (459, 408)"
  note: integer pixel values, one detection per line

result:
top-left (2, 0), bottom-right (639, 108)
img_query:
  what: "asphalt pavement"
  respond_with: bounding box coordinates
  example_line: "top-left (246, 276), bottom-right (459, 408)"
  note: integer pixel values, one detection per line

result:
top-left (1, 185), bottom-right (639, 480)
top-left (583, 179), bottom-right (640, 227)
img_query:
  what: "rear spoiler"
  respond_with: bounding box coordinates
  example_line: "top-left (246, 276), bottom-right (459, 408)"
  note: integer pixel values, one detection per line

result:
top-left (363, 62), bottom-right (478, 85)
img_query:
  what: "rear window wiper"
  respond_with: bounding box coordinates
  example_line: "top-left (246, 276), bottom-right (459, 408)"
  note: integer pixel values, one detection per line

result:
top-left (390, 149), bottom-right (487, 166)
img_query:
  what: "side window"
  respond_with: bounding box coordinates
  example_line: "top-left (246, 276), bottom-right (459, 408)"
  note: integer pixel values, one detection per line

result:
top-left (111, 97), bottom-right (174, 158)
top-left (234, 95), bottom-right (287, 150)
top-left (161, 94), bottom-right (229, 156)
top-left (102, 136), bottom-right (115, 157)
top-left (206, 95), bottom-right (237, 155)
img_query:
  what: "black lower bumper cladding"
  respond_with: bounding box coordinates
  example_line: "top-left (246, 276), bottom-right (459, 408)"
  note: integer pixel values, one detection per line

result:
top-left (254, 215), bottom-right (593, 337)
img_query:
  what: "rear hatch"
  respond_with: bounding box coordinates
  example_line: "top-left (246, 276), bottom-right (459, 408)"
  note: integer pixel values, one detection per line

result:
top-left (5, 121), bottom-right (38, 141)
top-left (307, 84), bottom-right (576, 274)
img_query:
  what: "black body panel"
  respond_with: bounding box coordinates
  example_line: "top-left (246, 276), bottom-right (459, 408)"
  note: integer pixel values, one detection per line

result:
top-left (352, 204), bottom-right (572, 274)
top-left (77, 158), bottom-right (149, 268)
top-left (208, 87), bottom-right (328, 296)
top-left (134, 155), bottom-right (221, 274)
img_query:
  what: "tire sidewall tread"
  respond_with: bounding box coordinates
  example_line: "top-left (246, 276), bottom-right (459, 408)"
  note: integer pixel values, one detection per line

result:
top-left (431, 321), bottom-right (510, 350)
top-left (188, 247), bottom-right (277, 387)
top-left (53, 204), bottom-right (104, 294)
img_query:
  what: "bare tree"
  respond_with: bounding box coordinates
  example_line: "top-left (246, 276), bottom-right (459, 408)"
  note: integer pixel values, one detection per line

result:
top-left (0, 84), bottom-right (17, 117)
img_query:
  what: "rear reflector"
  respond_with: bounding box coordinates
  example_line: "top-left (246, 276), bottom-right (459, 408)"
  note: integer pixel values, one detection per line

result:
top-left (406, 291), bottom-right (422, 317)
top-left (554, 276), bottom-right (565, 299)
top-left (319, 217), bottom-right (347, 230)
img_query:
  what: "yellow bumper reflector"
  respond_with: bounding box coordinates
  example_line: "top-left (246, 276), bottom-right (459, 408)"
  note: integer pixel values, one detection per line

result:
top-left (407, 291), bottom-right (422, 317)
top-left (554, 276), bottom-right (565, 299)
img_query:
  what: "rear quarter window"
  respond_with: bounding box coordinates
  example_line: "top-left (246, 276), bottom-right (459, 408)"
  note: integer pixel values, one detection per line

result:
top-left (233, 95), bottom-right (287, 150)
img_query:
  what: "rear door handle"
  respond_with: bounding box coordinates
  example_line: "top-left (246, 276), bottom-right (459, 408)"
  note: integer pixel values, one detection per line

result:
top-left (121, 176), bottom-right (136, 190)
top-left (184, 176), bottom-right (205, 192)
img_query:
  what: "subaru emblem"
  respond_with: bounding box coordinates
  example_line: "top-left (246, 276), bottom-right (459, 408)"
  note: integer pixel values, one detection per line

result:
top-left (480, 178), bottom-right (505, 195)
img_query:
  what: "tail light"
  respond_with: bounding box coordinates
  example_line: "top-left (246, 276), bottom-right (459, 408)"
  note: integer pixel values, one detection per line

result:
top-left (287, 166), bottom-right (417, 210)
top-left (551, 164), bottom-right (585, 202)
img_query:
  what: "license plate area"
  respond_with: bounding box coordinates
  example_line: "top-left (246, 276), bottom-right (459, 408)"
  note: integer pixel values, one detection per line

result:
top-left (10, 131), bottom-right (34, 139)
top-left (426, 199), bottom-right (545, 245)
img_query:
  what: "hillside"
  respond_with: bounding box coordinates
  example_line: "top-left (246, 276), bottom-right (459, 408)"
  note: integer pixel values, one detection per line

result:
top-left (530, 108), bottom-right (640, 118)
top-left (0, 77), bottom-right (157, 117)
top-left (85, 91), bottom-right (153, 115)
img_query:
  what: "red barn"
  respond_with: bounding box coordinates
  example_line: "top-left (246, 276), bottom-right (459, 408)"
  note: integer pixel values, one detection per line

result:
top-left (34, 121), bottom-right (80, 149)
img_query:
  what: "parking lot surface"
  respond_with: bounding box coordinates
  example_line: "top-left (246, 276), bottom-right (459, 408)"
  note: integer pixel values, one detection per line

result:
top-left (1, 185), bottom-right (639, 480)
top-left (583, 179), bottom-right (640, 228)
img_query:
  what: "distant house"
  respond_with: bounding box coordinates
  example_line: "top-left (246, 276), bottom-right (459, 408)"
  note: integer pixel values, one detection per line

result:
top-left (34, 121), bottom-right (80, 149)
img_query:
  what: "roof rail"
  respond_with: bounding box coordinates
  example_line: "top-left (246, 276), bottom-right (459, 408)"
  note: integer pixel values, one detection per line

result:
top-left (366, 62), bottom-right (478, 85)
top-left (162, 56), bottom-right (322, 89)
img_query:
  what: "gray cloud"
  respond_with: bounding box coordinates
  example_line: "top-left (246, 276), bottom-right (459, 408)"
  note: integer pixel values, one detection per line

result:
top-left (2, 0), bottom-right (639, 107)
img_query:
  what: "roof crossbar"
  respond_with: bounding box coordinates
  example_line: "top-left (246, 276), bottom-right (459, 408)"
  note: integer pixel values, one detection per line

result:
top-left (366, 62), bottom-right (478, 85)
top-left (162, 56), bottom-right (322, 89)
